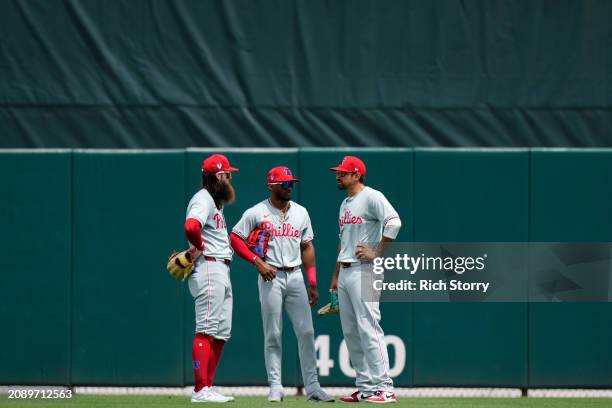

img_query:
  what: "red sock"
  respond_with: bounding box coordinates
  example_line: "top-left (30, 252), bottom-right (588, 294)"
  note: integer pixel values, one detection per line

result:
top-left (192, 333), bottom-right (213, 392)
top-left (206, 339), bottom-right (226, 387)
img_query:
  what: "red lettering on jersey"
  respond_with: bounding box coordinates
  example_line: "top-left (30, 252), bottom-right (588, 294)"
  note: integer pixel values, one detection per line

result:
top-left (213, 213), bottom-right (226, 229)
top-left (260, 221), bottom-right (300, 238)
top-left (339, 210), bottom-right (363, 227)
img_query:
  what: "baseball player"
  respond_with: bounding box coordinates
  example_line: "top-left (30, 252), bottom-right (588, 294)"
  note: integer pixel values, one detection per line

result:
top-left (230, 166), bottom-right (334, 403)
top-left (329, 156), bottom-right (402, 404)
top-left (184, 154), bottom-right (238, 403)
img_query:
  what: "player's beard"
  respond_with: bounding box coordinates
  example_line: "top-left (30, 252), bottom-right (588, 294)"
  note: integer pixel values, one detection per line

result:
top-left (202, 173), bottom-right (236, 207)
top-left (273, 189), bottom-right (291, 202)
top-left (218, 179), bottom-right (236, 204)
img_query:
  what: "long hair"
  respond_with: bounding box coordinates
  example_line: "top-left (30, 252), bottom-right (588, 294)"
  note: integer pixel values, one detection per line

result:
top-left (201, 172), bottom-right (224, 209)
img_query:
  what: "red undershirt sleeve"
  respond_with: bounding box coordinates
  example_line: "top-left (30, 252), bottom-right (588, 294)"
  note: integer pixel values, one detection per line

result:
top-left (185, 218), bottom-right (204, 250)
top-left (230, 232), bottom-right (259, 264)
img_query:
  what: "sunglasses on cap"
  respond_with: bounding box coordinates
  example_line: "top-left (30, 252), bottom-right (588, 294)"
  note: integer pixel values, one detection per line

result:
top-left (269, 181), bottom-right (294, 189)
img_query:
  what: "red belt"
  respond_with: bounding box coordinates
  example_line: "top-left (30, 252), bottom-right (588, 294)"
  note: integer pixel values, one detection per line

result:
top-left (204, 256), bottom-right (231, 266)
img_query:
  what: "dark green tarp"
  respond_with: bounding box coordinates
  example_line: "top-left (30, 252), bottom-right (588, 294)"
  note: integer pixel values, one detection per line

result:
top-left (1, 0), bottom-right (611, 147)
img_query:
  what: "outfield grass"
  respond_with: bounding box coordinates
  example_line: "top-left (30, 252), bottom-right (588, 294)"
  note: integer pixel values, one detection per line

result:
top-left (2, 395), bottom-right (612, 408)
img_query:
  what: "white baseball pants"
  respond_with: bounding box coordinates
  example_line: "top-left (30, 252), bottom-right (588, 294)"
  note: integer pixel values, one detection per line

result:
top-left (258, 269), bottom-right (320, 394)
top-left (338, 264), bottom-right (393, 392)
top-left (188, 260), bottom-right (233, 341)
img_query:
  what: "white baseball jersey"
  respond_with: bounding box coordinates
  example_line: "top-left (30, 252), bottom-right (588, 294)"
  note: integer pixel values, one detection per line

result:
top-left (233, 199), bottom-right (313, 268)
top-left (186, 188), bottom-right (233, 259)
top-left (337, 186), bottom-right (400, 263)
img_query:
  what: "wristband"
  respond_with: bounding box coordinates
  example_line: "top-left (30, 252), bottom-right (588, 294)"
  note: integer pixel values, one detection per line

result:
top-left (305, 266), bottom-right (317, 287)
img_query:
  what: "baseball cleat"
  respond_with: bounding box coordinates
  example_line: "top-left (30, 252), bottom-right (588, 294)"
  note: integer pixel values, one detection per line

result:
top-left (267, 388), bottom-right (284, 402)
top-left (191, 387), bottom-right (234, 403)
top-left (339, 390), bottom-right (370, 403)
top-left (307, 388), bottom-right (335, 402)
top-left (364, 391), bottom-right (396, 403)
top-left (209, 387), bottom-right (235, 402)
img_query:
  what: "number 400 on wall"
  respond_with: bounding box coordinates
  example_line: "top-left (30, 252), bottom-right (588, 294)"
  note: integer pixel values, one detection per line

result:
top-left (314, 335), bottom-right (406, 378)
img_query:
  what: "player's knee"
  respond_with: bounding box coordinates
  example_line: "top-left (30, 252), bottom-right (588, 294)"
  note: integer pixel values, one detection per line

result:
top-left (300, 330), bottom-right (315, 342)
top-left (265, 328), bottom-right (282, 346)
top-left (296, 324), bottom-right (314, 339)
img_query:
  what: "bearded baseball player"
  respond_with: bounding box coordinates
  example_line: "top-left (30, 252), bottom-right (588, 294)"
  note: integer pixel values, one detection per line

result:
top-left (230, 166), bottom-right (334, 403)
top-left (329, 156), bottom-right (402, 404)
top-left (184, 154), bottom-right (238, 403)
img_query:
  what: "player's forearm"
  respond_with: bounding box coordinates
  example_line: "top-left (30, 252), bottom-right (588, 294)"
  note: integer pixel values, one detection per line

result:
top-left (229, 232), bottom-right (259, 264)
top-left (374, 216), bottom-right (401, 256)
top-left (375, 236), bottom-right (394, 256)
top-left (331, 243), bottom-right (340, 289)
top-left (301, 241), bottom-right (317, 287)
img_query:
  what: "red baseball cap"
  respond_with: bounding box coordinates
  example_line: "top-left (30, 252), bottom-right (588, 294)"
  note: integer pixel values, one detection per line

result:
top-left (329, 156), bottom-right (366, 175)
top-left (202, 154), bottom-right (239, 173)
top-left (267, 166), bottom-right (300, 184)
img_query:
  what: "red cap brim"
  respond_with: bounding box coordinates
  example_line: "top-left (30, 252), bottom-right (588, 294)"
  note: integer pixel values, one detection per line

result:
top-left (330, 166), bottom-right (348, 172)
top-left (225, 166), bottom-right (239, 172)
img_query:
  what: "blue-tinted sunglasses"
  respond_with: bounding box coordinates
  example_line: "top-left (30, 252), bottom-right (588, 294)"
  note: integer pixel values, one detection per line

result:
top-left (269, 181), bottom-right (295, 189)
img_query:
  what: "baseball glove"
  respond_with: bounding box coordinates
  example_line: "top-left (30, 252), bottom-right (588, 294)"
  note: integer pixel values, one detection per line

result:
top-left (317, 290), bottom-right (339, 316)
top-left (167, 250), bottom-right (194, 282)
top-left (247, 224), bottom-right (272, 258)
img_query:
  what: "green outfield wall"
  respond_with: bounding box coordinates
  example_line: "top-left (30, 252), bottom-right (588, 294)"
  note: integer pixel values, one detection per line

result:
top-left (1, 148), bottom-right (611, 387)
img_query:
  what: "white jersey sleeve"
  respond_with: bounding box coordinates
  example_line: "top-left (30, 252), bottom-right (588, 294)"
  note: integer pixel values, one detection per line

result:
top-left (369, 190), bottom-right (400, 230)
top-left (301, 210), bottom-right (314, 243)
top-left (232, 207), bottom-right (258, 239)
top-left (187, 193), bottom-right (214, 225)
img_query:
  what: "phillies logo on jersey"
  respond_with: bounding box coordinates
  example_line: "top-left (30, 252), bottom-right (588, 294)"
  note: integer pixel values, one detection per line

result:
top-left (213, 213), bottom-right (226, 229)
top-left (339, 210), bottom-right (363, 227)
top-left (274, 222), bottom-right (300, 238)
top-left (260, 220), bottom-right (300, 238)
